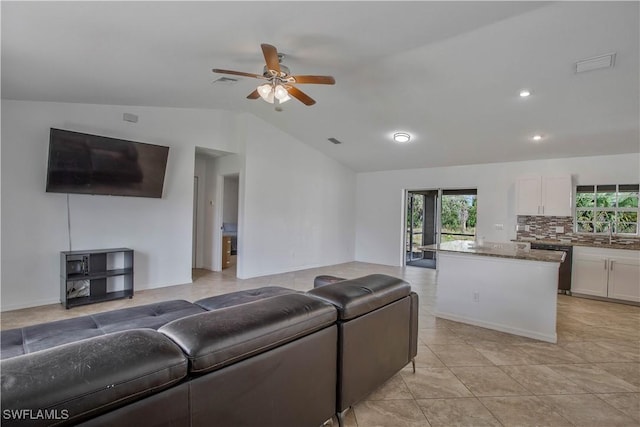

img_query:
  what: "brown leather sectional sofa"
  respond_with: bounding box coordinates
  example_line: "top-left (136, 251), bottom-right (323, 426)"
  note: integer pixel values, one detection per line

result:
top-left (1, 274), bottom-right (418, 427)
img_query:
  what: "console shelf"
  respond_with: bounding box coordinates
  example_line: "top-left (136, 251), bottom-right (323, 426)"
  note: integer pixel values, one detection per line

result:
top-left (61, 248), bottom-right (134, 309)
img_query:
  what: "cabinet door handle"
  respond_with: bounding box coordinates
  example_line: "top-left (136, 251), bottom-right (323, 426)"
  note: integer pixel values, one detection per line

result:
top-left (610, 260), bottom-right (614, 271)
top-left (604, 259), bottom-right (608, 270)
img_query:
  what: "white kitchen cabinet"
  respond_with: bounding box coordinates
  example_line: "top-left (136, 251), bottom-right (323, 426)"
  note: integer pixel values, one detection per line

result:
top-left (515, 175), bottom-right (572, 216)
top-left (571, 251), bottom-right (609, 297)
top-left (608, 254), bottom-right (640, 301)
top-left (572, 246), bottom-right (640, 302)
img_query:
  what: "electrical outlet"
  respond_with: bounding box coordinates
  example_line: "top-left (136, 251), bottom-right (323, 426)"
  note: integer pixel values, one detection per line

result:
top-left (524, 225), bottom-right (531, 232)
top-left (473, 291), bottom-right (480, 303)
top-left (555, 226), bottom-right (564, 233)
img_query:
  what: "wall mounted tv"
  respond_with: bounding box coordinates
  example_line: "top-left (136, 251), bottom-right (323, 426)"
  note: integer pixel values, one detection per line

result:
top-left (46, 128), bottom-right (169, 198)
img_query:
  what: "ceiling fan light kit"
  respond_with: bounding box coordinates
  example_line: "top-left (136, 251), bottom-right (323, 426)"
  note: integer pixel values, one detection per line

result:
top-left (213, 43), bottom-right (335, 108)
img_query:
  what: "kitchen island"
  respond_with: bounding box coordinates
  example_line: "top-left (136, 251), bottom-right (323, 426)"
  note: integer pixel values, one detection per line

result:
top-left (424, 240), bottom-right (565, 343)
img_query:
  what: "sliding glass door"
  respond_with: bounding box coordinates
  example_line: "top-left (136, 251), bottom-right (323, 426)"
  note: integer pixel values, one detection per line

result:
top-left (404, 188), bottom-right (477, 268)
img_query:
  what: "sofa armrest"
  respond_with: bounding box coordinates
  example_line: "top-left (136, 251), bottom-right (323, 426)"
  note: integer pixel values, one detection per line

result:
top-left (410, 292), bottom-right (419, 360)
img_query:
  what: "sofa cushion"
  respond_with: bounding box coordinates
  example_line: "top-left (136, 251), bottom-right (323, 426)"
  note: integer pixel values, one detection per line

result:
top-left (159, 293), bottom-right (337, 374)
top-left (92, 299), bottom-right (206, 333)
top-left (0, 329), bottom-right (188, 426)
top-left (194, 286), bottom-right (296, 310)
top-left (313, 275), bottom-right (347, 288)
top-left (307, 274), bottom-right (411, 320)
top-left (0, 300), bottom-right (205, 360)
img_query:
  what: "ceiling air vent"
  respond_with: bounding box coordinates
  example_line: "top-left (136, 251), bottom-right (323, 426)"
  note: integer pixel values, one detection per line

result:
top-left (575, 53), bottom-right (616, 73)
top-left (328, 137), bottom-right (343, 145)
top-left (212, 77), bottom-right (238, 85)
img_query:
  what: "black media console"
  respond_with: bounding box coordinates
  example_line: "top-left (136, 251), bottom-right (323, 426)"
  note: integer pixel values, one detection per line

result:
top-left (60, 248), bottom-right (134, 309)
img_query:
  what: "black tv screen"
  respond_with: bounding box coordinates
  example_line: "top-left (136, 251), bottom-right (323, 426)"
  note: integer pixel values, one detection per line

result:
top-left (46, 128), bottom-right (169, 198)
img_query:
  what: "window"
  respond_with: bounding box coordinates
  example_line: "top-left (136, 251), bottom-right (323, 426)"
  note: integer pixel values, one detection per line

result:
top-left (440, 189), bottom-right (477, 242)
top-left (575, 184), bottom-right (639, 235)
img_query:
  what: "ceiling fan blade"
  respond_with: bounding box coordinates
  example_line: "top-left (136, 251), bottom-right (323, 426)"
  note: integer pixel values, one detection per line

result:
top-left (287, 86), bottom-right (316, 106)
top-left (247, 89), bottom-right (260, 99)
top-left (212, 68), bottom-right (264, 79)
top-left (290, 75), bottom-right (336, 85)
top-left (261, 44), bottom-right (281, 74)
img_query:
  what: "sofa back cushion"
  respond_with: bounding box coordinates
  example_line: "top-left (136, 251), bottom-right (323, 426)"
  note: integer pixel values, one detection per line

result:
top-left (1, 329), bottom-right (188, 426)
top-left (1, 300), bottom-right (205, 360)
top-left (159, 293), bottom-right (337, 374)
top-left (194, 286), bottom-right (296, 311)
top-left (307, 274), bottom-right (411, 320)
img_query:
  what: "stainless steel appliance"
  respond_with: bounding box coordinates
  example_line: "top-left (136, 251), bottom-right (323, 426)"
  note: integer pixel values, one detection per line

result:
top-left (530, 243), bottom-right (573, 294)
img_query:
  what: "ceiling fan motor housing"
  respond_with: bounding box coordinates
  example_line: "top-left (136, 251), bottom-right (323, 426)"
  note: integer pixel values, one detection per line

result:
top-left (263, 64), bottom-right (290, 78)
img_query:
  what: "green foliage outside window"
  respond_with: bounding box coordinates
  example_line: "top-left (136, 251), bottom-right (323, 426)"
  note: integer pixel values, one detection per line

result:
top-left (441, 195), bottom-right (476, 237)
top-left (576, 184), bottom-right (639, 235)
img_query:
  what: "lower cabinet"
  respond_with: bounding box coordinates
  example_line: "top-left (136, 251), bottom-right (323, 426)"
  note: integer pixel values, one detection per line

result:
top-left (572, 246), bottom-right (640, 302)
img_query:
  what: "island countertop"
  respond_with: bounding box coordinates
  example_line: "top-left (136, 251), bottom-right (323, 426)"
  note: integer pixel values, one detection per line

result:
top-left (421, 240), bottom-right (565, 263)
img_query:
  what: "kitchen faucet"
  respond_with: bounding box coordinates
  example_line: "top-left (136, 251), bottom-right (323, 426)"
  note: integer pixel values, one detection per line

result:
top-left (608, 221), bottom-right (614, 245)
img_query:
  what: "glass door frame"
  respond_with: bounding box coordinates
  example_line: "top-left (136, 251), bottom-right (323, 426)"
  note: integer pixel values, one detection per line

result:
top-left (403, 189), bottom-right (441, 266)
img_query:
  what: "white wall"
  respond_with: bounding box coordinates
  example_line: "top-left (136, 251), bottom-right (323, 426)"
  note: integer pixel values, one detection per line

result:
top-left (1, 101), bottom-right (357, 309)
top-left (239, 114), bottom-right (357, 278)
top-left (1, 100), bottom-right (238, 310)
top-left (223, 176), bottom-right (239, 224)
top-left (355, 153), bottom-right (640, 266)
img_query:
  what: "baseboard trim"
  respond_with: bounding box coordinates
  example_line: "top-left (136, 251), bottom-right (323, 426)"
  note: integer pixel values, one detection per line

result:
top-left (434, 311), bottom-right (557, 343)
top-left (571, 292), bottom-right (640, 307)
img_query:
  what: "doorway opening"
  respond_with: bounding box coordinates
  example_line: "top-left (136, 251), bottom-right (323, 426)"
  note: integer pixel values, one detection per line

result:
top-left (404, 188), bottom-right (477, 268)
top-left (192, 147), bottom-right (240, 279)
top-left (221, 174), bottom-right (239, 271)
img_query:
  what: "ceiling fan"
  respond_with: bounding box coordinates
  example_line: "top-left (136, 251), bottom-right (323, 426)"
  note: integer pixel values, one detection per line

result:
top-left (212, 43), bottom-right (335, 108)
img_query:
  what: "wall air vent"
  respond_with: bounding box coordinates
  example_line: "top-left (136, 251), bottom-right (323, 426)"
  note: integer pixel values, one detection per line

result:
top-left (123, 113), bottom-right (138, 123)
top-left (328, 137), bottom-right (343, 145)
top-left (575, 53), bottom-right (616, 73)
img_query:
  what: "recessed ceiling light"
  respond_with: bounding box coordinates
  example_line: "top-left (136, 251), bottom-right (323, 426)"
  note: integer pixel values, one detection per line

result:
top-left (519, 89), bottom-right (531, 97)
top-left (393, 132), bottom-right (411, 143)
top-left (532, 134), bottom-right (543, 141)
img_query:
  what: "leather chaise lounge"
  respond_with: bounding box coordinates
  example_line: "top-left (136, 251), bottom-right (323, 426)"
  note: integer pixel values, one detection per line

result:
top-left (309, 275), bottom-right (419, 426)
top-left (0, 274), bottom-right (418, 427)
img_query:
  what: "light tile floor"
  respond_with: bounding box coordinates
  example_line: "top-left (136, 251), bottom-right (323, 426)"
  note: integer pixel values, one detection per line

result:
top-left (2, 261), bottom-right (639, 426)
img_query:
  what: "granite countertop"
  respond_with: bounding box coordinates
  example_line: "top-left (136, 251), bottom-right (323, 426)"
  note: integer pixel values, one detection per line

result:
top-left (513, 238), bottom-right (640, 251)
top-left (421, 240), bottom-right (566, 263)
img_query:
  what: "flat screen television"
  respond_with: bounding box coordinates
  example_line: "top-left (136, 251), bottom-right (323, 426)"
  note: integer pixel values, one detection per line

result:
top-left (46, 128), bottom-right (169, 198)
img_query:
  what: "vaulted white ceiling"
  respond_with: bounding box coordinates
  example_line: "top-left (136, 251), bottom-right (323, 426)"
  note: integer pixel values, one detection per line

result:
top-left (2, 1), bottom-right (638, 172)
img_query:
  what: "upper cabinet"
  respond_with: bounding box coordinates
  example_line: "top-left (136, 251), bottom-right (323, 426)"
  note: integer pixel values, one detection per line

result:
top-left (516, 175), bottom-right (572, 216)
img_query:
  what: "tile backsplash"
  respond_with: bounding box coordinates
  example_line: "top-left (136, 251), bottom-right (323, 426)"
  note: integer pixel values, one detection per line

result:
top-left (516, 215), bottom-right (640, 247)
